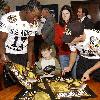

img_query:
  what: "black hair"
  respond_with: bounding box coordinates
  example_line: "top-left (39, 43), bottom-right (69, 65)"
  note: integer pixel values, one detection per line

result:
top-left (22, 0), bottom-right (41, 11)
top-left (59, 5), bottom-right (75, 27)
top-left (82, 7), bottom-right (88, 16)
top-left (42, 8), bottom-right (50, 13)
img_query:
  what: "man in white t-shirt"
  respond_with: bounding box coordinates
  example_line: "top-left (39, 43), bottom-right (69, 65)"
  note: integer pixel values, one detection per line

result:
top-left (0, 0), bottom-right (41, 87)
top-left (62, 21), bottom-right (100, 82)
top-left (0, 1), bottom-right (41, 67)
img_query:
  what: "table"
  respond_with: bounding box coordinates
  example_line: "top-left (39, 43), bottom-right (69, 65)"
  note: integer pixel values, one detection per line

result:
top-left (0, 79), bottom-right (100, 100)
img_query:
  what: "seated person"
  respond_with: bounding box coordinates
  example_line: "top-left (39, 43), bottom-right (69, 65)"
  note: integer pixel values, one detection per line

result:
top-left (36, 42), bottom-right (61, 76)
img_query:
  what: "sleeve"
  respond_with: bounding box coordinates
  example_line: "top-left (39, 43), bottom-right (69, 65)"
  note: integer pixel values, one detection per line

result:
top-left (54, 58), bottom-right (61, 75)
top-left (41, 18), bottom-right (55, 37)
top-left (0, 16), bottom-right (9, 33)
top-left (69, 45), bottom-right (77, 52)
top-left (36, 59), bottom-right (44, 75)
top-left (54, 24), bottom-right (63, 46)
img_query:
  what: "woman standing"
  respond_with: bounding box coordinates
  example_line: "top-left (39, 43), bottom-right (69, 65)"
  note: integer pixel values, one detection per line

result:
top-left (54, 5), bottom-right (75, 77)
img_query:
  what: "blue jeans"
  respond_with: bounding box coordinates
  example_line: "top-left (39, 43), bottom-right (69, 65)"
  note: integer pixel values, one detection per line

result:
top-left (59, 55), bottom-right (69, 70)
top-left (59, 55), bottom-right (79, 78)
top-left (72, 55), bottom-right (79, 78)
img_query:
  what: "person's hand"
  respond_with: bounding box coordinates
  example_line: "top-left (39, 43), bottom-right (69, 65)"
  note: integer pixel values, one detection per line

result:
top-left (42, 34), bottom-right (46, 39)
top-left (81, 71), bottom-right (90, 82)
top-left (0, 54), bottom-right (10, 64)
top-left (50, 71), bottom-right (55, 75)
top-left (62, 67), bottom-right (71, 75)
top-left (27, 61), bottom-right (34, 69)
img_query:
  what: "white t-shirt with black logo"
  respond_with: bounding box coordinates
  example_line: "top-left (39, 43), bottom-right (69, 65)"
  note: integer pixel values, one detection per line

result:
top-left (70, 29), bottom-right (100, 59)
top-left (0, 11), bottom-right (38, 54)
top-left (41, 57), bottom-right (55, 70)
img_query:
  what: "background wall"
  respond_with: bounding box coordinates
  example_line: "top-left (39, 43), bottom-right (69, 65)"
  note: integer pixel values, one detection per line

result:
top-left (4, 0), bottom-right (100, 22)
top-left (38, 0), bottom-right (87, 13)
top-left (8, 0), bottom-right (86, 12)
top-left (7, 0), bottom-right (29, 11)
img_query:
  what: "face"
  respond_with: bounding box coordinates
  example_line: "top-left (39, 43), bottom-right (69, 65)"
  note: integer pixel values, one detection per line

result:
top-left (26, 8), bottom-right (41, 24)
top-left (62, 10), bottom-right (70, 23)
top-left (41, 9), bottom-right (48, 17)
top-left (41, 49), bottom-right (52, 59)
top-left (77, 8), bottom-right (83, 19)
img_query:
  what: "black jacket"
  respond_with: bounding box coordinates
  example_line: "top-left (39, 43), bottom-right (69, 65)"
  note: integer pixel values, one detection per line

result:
top-left (82, 17), bottom-right (94, 29)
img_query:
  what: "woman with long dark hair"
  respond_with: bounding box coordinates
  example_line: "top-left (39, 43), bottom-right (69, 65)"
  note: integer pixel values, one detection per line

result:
top-left (54, 5), bottom-right (75, 77)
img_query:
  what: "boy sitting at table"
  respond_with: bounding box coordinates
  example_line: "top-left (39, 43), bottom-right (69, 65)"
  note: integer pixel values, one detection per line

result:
top-left (36, 42), bottom-right (61, 76)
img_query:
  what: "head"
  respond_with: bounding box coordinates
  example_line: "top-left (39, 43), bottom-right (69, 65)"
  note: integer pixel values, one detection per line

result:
top-left (3, 5), bottom-right (10, 14)
top-left (41, 8), bottom-right (51, 18)
top-left (59, 5), bottom-right (75, 27)
top-left (77, 7), bottom-right (88, 19)
top-left (40, 42), bottom-right (52, 59)
top-left (21, 0), bottom-right (41, 23)
top-left (62, 21), bottom-right (84, 45)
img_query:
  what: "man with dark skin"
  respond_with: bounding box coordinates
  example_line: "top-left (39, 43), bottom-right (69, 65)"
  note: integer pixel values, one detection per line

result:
top-left (0, 0), bottom-right (41, 87)
top-left (0, 1), bottom-right (41, 67)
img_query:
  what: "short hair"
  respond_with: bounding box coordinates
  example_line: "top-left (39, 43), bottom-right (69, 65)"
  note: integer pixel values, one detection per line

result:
top-left (22, 0), bottom-right (41, 11)
top-left (40, 42), bottom-right (51, 51)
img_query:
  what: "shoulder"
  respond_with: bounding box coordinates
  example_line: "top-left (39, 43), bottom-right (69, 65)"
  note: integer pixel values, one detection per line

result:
top-left (38, 58), bottom-right (42, 62)
top-left (1, 11), bottom-right (19, 18)
top-left (52, 57), bottom-right (58, 62)
top-left (54, 23), bottom-right (63, 29)
top-left (1, 11), bottom-right (20, 23)
top-left (84, 17), bottom-right (93, 23)
top-left (84, 29), bottom-right (100, 38)
top-left (46, 16), bottom-right (55, 24)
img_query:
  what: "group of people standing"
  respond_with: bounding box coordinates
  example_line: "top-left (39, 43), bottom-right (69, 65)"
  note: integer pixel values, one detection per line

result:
top-left (56, 5), bottom-right (100, 82)
top-left (0, 0), bottom-right (100, 88)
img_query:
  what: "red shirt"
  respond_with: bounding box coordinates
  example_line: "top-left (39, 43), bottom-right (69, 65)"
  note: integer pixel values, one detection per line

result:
top-left (54, 23), bottom-right (70, 55)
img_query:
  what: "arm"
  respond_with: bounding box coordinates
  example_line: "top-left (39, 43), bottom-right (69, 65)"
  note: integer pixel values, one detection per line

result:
top-left (41, 18), bottom-right (55, 38)
top-left (63, 51), bottom-right (77, 74)
top-left (69, 51), bottom-right (77, 69)
top-left (81, 61), bottom-right (100, 81)
top-left (27, 36), bottom-right (35, 68)
top-left (52, 58), bottom-right (61, 75)
top-left (0, 32), bottom-right (8, 63)
top-left (36, 59), bottom-right (44, 75)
